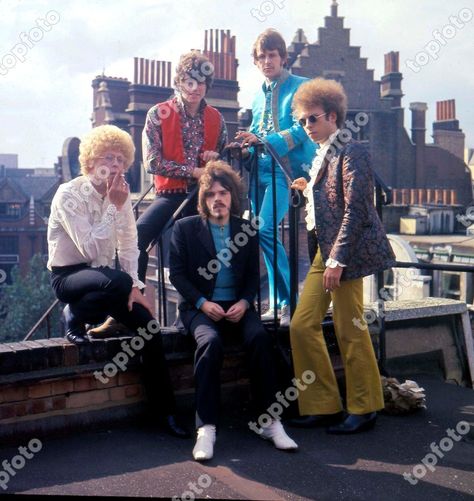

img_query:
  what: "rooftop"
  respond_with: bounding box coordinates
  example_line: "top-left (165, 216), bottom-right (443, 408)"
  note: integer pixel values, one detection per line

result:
top-left (2, 376), bottom-right (473, 500)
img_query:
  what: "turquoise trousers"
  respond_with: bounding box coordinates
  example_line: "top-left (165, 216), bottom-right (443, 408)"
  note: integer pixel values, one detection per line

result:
top-left (250, 169), bottom-right (290, 308)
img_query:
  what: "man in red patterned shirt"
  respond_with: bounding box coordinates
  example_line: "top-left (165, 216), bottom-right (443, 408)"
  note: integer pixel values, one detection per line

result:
top-left (137, 51), bottom-right (227, 284)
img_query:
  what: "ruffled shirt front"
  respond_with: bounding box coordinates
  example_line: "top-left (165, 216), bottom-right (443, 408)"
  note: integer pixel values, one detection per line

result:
top-left (47, 175), bottom-right (145, 289)
top-left (304, 129), bottom-right (346, 268)
top-left (304, 129), bottom-right (340, 231)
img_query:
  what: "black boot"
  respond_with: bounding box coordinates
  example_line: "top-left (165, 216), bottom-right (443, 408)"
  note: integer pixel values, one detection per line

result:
top-left (327, 412), bottom-right (377, 434)
top-left (62, 304), bottom-right (88, 344)
top-left (159, 415), bottom-right (191, 439)
top-left (288, 412), bottom-right (344, 428)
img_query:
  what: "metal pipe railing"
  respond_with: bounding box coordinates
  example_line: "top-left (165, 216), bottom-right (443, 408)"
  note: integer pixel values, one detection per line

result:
top-left (21, 144), bottom-right (474, 355)
top-left (22, 183), bottom-right (156, 342)
top-left (23, 298), bottom-right (59, 341)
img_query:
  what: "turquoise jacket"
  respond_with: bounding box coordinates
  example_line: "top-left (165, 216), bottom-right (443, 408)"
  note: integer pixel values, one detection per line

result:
top-left (247, 69), bottom-right (317, 180)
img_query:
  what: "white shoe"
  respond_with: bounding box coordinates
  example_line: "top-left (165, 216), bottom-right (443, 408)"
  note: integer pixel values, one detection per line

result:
top-left (261, 308), bottom-right (278, 321)
top-left (193, 425), bottom-right (216, 461)
top-left (279, 305), bottom-right (290, 328)
top-left (259, 419), bottom-right (298, 451)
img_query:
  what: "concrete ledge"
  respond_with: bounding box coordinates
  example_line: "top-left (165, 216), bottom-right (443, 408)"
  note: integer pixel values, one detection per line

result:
top-left (4, 300), bottom-right (471, 442)
top-left (363, 298), bottom-right (474, 386)
top-left (376, 298), bottom-right (468, 321)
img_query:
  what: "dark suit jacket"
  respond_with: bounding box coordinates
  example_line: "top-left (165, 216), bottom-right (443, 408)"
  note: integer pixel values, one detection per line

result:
top-left (169, 215), bottom-right (259, 327)
top-left (311, 138), bottom-right (395, 280)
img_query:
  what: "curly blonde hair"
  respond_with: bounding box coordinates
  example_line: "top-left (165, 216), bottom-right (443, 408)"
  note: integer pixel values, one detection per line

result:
top-left (78, 125), bottom-right (135, 175)
top-left (198, 161), bottom-right (244, 219)
top-left (292, 78), bottom-right (348, 128)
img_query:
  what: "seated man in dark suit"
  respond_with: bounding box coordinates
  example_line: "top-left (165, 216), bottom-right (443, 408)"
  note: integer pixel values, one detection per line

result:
top-left (169, 160), bottom-right (297, 461)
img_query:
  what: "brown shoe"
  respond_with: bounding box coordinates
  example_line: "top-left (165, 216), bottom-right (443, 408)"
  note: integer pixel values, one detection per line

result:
top-left (87, 317), bottom-right (130, 338)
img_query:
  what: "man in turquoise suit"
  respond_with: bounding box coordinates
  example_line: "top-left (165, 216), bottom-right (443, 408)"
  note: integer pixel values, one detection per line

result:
top-left (236, 28), bottom-right (316, 326)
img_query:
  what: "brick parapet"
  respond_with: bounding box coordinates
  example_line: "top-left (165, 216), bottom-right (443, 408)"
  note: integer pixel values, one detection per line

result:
top-left (0, 330), bottom-right (250, 441)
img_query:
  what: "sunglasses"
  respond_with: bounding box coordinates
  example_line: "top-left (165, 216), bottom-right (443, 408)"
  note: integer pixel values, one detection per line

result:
top-left (298, 112), bottom-right (327, 127)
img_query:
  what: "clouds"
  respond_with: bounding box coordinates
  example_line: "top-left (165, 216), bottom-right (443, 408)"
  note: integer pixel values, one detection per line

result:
top-left (0, 0), bottom-right (472, 167)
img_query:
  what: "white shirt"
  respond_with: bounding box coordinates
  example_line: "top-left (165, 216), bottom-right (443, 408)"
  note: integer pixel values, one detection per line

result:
top-left (47, 175), bottom-right (145, 289)
top-left (304, 129), bottom-right (340, 231)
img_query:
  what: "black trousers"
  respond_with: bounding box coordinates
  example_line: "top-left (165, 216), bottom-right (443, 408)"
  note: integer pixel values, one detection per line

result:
top-left (185, 301), bottom-right (278, 428)
top-left (136, 192), bottom-right (197, 283)
top-left (50, 264), bottom-right (176, 416)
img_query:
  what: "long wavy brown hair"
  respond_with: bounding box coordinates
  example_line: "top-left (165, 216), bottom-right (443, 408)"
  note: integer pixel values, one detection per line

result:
top-left (198, 161), bottom-right (244, 219)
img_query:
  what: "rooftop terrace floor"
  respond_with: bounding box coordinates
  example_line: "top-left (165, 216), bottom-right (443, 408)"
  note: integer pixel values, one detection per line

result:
top-left (2, 376), bottom-right (473, 500)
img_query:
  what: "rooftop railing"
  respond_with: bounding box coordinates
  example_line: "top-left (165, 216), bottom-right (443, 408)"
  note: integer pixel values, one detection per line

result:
top-left (18, 144), bottom-right (474, 361)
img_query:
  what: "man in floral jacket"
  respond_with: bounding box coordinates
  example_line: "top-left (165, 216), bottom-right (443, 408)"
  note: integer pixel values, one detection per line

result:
top-left (289, 78), bottom-right (395, 434)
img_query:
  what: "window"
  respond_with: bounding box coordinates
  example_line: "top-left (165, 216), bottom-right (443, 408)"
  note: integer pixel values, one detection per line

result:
top-left (441, 272), bottom-right (460, 300)
top-left (0, 236), bottom-right (19, 254)
top-left (0, 236), bottom-right (19, 285)
top-left (0, 203), bottom-right (22, 219)
top-left (43, 204), bottom-right (51, 218)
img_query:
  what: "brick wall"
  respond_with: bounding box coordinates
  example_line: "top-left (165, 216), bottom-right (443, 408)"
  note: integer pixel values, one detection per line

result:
top-left (0, 330), bottom-right (253, 442)
top-left (0, 336), bottom-right (151, 442)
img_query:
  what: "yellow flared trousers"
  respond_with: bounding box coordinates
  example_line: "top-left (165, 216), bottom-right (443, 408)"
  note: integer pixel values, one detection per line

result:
top-left (290, 250), bottom-right (384, 415)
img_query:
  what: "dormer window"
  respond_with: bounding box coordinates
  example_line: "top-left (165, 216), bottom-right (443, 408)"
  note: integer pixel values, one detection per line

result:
top-left (0, 203), bottom-right (22, 219)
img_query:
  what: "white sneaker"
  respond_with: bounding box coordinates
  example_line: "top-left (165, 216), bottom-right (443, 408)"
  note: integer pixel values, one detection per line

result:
top-left (259, 419), bottom-right (298, 451)
top-left (261, 308), bottom-right (278, 321)
top-left (279, 305), bottom-right (290, 328)
top-left (193, 425), bottom-right (216, 461)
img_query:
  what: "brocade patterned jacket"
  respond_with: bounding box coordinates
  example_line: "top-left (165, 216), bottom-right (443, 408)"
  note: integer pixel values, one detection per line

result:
top-left (311, 138), bottom-right (395, 280)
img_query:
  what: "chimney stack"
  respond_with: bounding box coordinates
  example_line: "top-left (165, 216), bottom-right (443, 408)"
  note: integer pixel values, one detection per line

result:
top-left (410, 102), bottom-right (428, 187)
top-left (433, 99), bottom-right (465, 160)
top-left (409, 102), bottom-right (428, 145)
top-left (381, 51), bottom-right (403, 108)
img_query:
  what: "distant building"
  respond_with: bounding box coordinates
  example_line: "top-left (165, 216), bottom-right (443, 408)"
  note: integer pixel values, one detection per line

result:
top-left (84, 2), bottom-right (473, 206)
top-left (279, 1), bottom-right (472, 206)
top-left (0, 154), bottom-right (18, 169)
top-left (0, 167), bottom-right (60, 282)
top-left (90, 29), bottom-right (239, 192)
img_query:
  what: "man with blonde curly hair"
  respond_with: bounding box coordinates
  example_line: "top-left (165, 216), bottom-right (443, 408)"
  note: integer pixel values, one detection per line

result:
top-left (137, 51), bottom-right (227, 285)
top-left (170, 161), bottom-right (298, 461)
top-left (47, 125), bottom-right (189, 438)
top-left (289, 78), bottom-right (395, 434)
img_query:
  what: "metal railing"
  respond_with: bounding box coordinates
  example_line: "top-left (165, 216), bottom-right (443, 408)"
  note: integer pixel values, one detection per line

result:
top-left (20, 144), bottom-right (474, 361)
top-left (23, 183), bottom-right (155, 342)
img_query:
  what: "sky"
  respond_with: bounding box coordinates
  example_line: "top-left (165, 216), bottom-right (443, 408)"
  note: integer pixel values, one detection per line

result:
top-left (0, 0), bottom-right (473, 168)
